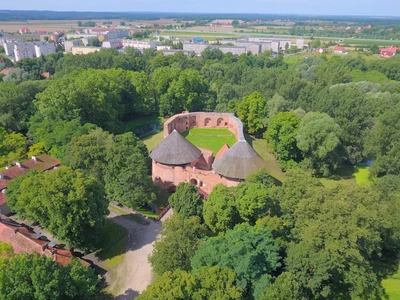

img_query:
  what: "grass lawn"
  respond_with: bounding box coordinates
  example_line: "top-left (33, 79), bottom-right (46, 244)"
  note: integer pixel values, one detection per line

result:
top-left (181, 128), bottom-right (237, 155)
top-left (109, 205), bottom-right (149, 225)
top-left (96, 220), bottom-right (127, 267)
top-left (383, 266), bottom-right (400, 300)
top-left (143, 131), bottom-right (164, 152)
top-left (354, 165), bottom-right (372, 186)
top-left (245, 134), bottom-right (285, 182)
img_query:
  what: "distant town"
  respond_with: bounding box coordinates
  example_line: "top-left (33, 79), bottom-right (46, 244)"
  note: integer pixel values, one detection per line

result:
top-left (0, 18), bottom-right (398, 63)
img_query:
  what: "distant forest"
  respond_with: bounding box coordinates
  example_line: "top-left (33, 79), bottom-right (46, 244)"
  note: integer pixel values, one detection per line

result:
top-left (1, 10), bottom-right (400, 24)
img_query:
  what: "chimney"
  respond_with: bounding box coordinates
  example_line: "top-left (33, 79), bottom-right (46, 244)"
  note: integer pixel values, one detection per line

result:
top-left (16, 162), bottom-right (21, 168)
top-left (31, 156), bottom-right (37, 161)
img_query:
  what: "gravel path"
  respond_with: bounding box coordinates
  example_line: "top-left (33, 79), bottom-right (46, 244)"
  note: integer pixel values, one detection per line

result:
top-left (107, 208), bottom-right (173, 299)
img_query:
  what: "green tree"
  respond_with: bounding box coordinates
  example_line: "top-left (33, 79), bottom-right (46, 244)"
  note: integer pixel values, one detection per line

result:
top-left (235, 182), bottom-right (278, 225)
top-left (169, 182), bottom-right (204, 219)
top-left (7, 167), bottom-right (109, 251)
top-left (260, 272), bottom-right (305, 300)
top-left (246, 168), bottom-right (277, 187)
top-left (138, 267), bottom-right (243, 300)
top-left (237, 92), bottom-right (268, 135)
top-left (104, 132), bottom-right (155, 208)
top-left (203, 184), bottom-right (242, 234)
top-left (0, 132), bottom-right (27, 166)
top-left (267, 93), bottom-right (290, 118)
top-left (365, 103), bottom-right (400, 176)
top-left (232, 20), bottom-right (240, 28)
top-left (191, 223), bottom-right (281, 298)
top-left (286, 185), bottom-right (397, 299)
top-left (34, 69), bottom-right (125, 132)
top-left (370, 44), bottom-right (380, 54)
top-left (149, 214), bottom-right (207, 275)
top-left (264, 112), bottom-right (301, 169)
top-left (296, 112), bottom-right (343, 176)
top-left (0, 252), bottom-right (100, 299)
top-left (159, 69), bottom-right (208, 115)
top-left (89, 38), bottom-right (100, 47)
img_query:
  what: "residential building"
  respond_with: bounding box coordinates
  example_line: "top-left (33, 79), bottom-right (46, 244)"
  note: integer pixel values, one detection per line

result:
top-left (296, 38), bottom-right (305, 49)
top-left (102, 39), bottom-right (122, 48)
top-left (121, 39), bottom-right (156, 50)
top-left (333, 46), bottom-right (346, 54)
top-left (0, 154), bottom-right (60, 216)
top-left (14, 42), bottom-right (35, 61)
top-left (65, 40), bottom-right (82, 52)
top-left (71, 46), bottom-right (101, 55)
top-left (316, 47), bottom-right (326, 54)
top-left (156, 45), bottom-right (172, 51)
top-left (162, 49), bottom-right (194, 56)
top-left (34, 43), bottom-right (56, 57)
top-left (218, 46), bottom-right (247, 55)
top-left (19, 28), bottom-right (30, 34)
top-left (2, 41), bottom-right (15, 56)
top-left (183, 43), bottom-right (209, 54)
top-left (380, 46), bottom-right (398, 57)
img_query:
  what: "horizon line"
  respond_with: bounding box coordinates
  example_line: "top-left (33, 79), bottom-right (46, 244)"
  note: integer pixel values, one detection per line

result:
top-left (0, 9), bottom-right (399, 18)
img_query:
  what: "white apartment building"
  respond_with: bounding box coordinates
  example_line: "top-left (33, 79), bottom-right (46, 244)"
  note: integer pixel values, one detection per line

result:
top-left (34, 43), bottom-right (56, 57)
top-left (182, 43), bottom-right (209, 55)
top-left (102, 39), bottom-right (122, 48)
top-left (71, 46), bottom-right (101, 55)
top-left (14, 43), bottom-right (35, 61)
top-left (121, 40), bottom-right (156, 50)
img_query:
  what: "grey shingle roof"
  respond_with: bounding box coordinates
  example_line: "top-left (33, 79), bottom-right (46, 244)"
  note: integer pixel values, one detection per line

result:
top-left (150, 130), bottom-right (202, 165)
top-left (212, 140), bottom-right (265, 179)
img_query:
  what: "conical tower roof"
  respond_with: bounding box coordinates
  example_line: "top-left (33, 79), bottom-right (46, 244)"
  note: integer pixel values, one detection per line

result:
top-left (212, 140), bottom-right (265, 179)
top-left (150, 130), bottom-right (202, 165)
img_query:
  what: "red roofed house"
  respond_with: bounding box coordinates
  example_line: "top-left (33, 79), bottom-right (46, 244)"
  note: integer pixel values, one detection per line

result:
top-left (0, 154), bottom-right (60, 216)
top-left (333, 46), bottom-right (346, 54)
top-left (380, 46), bottom-right (398, 57)
top-left (0, 68), bottom-right (15, 76)
top-left (316, 47), bottom-right (326, 54)
top-left (19, 27), bottom-right (30, 34)
top-left (0, 218), bottom-right (90, 266)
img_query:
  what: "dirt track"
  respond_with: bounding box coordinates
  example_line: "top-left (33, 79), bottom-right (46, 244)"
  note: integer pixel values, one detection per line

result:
top-left (107, 209), bottom-right (172, 299)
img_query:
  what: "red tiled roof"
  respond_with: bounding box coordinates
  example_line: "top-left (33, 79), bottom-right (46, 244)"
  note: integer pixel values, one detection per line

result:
top-left (42, 72), bottom-right (50, 78)
top-left (0, 193), bottom-right (7, 206)
top-left (0, 68), bottom-right (15, 75)
top-left (0, 220), bottom-right (88, 267)
top-left (0, 154), bottom-right (60, 190)
top-left (334, 46), bottom-right (345, 51)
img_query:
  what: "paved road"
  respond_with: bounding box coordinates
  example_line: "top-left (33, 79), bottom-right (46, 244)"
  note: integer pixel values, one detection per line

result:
top-left (106, 207), bottom-right (172, 299)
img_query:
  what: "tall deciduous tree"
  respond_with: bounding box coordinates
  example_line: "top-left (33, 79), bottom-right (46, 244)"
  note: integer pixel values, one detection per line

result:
top-left (286, 185), bottom-right (398, 299)
top-left (169, 182), bottom-right (203, 219)
top-left (7, 167), bottom-right (108, 251)
top-left (237, 92), bottom-right (268, 135)
top-left (296, 112), bottom-right (343, 176)
top-left (149, 214), bottom-right (207, 275)
top-left (203, 184), bottom-right (241, 234)
top-left (191, 223), bottom-right (280, 298)
top-left (264, 112), bottom-right (301, 169)
top-left (0, 252), bottom-right (99, 299)
top-left (138, 267), bottom-right (243, 300)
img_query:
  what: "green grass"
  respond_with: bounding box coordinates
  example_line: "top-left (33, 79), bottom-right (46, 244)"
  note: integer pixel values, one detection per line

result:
top-left (354, 166), bottom-right (372, 186)
top-left (135, 207), bottom-right (158, 219)
top-left (109, 205), bottom-right (149, 225)
top-left (96, 220), bottom-right (127, 266)
top-left (245, 134), bottom-right (285, 182)
top-left (143, 131), bottom-right (164, 151)
top-left (383, 266), bottom-right (400, 300)
top-left (162, 30), bottom-right (240, 38)
top-left (182, 128), bottom-right (237, 155)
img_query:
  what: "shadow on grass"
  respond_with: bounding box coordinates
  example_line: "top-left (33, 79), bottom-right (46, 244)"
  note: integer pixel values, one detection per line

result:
top-left (95, 220), bottom-right (127, 263)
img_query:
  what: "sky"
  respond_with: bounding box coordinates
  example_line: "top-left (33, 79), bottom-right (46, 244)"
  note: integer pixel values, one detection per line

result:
top-left (2, 0), bottom-right (400, 17)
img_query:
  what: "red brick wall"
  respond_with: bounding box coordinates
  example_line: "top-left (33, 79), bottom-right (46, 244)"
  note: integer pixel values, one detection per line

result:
top-left (164, 112), bottom-right (241, 140)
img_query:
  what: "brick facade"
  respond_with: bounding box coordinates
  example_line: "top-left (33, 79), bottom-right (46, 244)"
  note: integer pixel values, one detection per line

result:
top-left (152, 112), bottom-right (246, 195)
